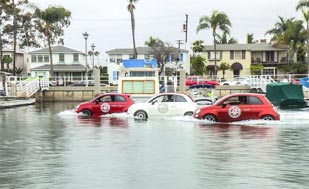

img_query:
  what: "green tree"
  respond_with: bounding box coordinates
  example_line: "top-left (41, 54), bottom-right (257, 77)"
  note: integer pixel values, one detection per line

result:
top-left (191, 40), bottom-right (205, 54)
top-left (216, 31), bottom-right (237, 44)
top-left (0, 0), bottom-right (11, 71)
top-left (34, 6), bottom-right (71, 77)
top-left (191, 55), bottom-right (206, 75)
top-left (266, 16), bottom-right (305, 64)
top-left (196, 10), bottom-right (231, 77)
top-left (2, 55), bottom-right (12, 71)
top-left (250, 64), bottom-right (264, 75)
top-left (247, 33), bottom-right (258, 44)
top-left (218, 62), bottom-right (230, 79)
top-left (296, 0), bottom-right (309, 74)
top-left (144, 36), bottom-right (177, 75)
top-left (127, 0), bottom-right (138, 59)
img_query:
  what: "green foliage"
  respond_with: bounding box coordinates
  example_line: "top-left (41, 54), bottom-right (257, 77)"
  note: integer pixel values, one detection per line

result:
top-left (191, 55), bottom-right (206, 75)
top-left (218, 62), bottom-right (230, 79)
top-left (278, 62), bottom-right (307, 74)
top-left (191, 40), bottom-right (205, 53)
top-left (250, 64), bottom-right (264, 75)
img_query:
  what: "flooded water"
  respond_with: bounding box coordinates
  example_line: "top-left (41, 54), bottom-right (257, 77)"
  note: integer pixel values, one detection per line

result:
top-left (1, 102), bottom-right (309, 189)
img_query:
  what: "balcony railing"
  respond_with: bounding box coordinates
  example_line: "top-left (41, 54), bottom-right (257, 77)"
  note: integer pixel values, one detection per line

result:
top-left (251, 57), bottom-right (288, 65)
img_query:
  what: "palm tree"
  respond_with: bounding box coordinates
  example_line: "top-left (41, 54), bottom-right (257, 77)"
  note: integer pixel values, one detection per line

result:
top-left (191, 40), bottom-right (205, 54)
top-left (266, 16), bottom-right (305, 64)
top-left (218, 62), bottom-right (230, 79)
top-left (127, 0), bottom-right (138, 59)
top-left (216, 31), bottom-right (237, 44)
top-left (296, 0), bottom-right (309, 74)
top-left (247, 33), bottom-right (258, 44)
top-left (196, 10), bottom-right (231, 78)
top-left (34, 6), bottom-right (71, 77)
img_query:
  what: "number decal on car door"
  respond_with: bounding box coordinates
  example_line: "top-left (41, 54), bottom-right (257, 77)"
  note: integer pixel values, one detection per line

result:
top-left (101, 103), bottom-right (110, 113)
top-left (228, 106), bottom-right (241, 118)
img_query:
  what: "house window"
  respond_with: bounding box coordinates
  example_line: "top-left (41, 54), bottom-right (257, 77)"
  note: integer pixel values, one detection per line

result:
top-left (38, 55), bottom-right (43, 62)
top-left (44, 55), bottom-right (49, 62)
top-left (234, 51), bottom-right (242, 59)
top-left (112, 71), bottom-right (119, 80)
top-left (116, 54), bottom-right (122, 63)
top-left (207, 51), bottom-right (221, 60)
top-left (59, 53), bottom-right (65, 63)
top-left (230, 51), bottom-right (234, 59)
top-left (31, 55), bottom-right (37, 62)
top-left (265, 51), bottom-right (275, 62)
top-left (110, 54), bottom-right (116, 62)
top-left (73, 53), bottom-right (79, 62)
top-left (129, 54), bottom-right (134, 59)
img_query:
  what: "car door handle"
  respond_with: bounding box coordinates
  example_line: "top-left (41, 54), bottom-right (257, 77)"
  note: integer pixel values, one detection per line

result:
top-left (243, 109), bottom-right (250, 111)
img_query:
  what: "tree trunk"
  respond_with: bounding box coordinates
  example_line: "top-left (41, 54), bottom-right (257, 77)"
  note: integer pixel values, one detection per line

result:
top-left (130, 11), bottom-right (137, 59)
top-left (12, 0), bottom-right (17, 76)
top-left (48, 37), bottom-right (54, 77)
top-left (213, 31), bottom-right (217, 79)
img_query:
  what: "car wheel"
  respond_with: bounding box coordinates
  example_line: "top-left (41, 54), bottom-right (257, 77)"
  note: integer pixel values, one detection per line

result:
top-left (261, 115), bottom-right (274, 120)
top-left (184, 111), bottom-right (193, 116)
top-left (81, 109), bottom-right (92, 117)
top-left (203, 114), bottom-right (217, 122)
top-left (134, 110), bottom-right (148, 120)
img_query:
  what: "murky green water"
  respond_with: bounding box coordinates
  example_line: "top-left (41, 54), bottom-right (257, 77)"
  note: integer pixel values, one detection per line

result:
top-left (1, 102), bottom-right (309, 188)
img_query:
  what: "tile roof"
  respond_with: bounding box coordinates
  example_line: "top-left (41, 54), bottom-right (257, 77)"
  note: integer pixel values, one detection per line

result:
top-left (30, 64), bottom-right (87, 71)
top-left (29, 46), bottom-right (84, 54)
top-left (203, 43), bottom-right (289, 51)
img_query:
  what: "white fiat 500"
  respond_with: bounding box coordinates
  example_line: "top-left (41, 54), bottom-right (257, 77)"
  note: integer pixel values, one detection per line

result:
top-left (128, 93), bottom-right (198, 120)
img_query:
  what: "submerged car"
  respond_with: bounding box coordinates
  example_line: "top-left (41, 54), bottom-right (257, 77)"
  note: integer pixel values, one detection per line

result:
top-left (193, 93), bottom-right (280, 122)
top-left (74, 93), bottom-right (134, 117)
top-left (127, 93), bottom-right (198, 120)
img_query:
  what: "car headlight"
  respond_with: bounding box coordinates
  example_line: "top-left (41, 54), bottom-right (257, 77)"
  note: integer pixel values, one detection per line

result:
top-left (195, 108), bottom-right (201, 114)
top-left (74, 105), bottom-right (80, 112)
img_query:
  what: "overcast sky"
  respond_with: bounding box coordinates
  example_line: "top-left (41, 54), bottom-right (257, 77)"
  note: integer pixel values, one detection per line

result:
top-left (31, 0), bottom-right (300, 61)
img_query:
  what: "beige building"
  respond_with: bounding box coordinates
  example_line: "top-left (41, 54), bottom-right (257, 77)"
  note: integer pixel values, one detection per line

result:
top-left (201, 43), bottom-right (289, 79)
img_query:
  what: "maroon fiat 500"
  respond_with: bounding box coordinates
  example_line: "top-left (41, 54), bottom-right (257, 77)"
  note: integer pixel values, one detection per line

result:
top-left (74, 93), bottom-right (134, 117)
top-left (193, 93), bottom-right (280, 122)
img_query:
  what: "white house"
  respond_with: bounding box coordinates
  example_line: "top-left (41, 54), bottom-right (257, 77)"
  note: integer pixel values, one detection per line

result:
top-left (105, 47), bottom-right (190, 85)
top-left (2, 45), bottom-right (27, 76)
top-left (29, 46), bottom-right (88, 81)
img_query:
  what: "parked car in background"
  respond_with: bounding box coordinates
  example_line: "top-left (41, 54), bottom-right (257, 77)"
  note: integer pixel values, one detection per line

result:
top-left (74, 93), bottom-right (134, 117)
top-left (186, 76), bottom-right (219, 86)
top-left (220, 77), bottom-right (249, 86)
top-left (69, 80), bottom-right (107, 87)
top-left (194, 97), bottom-right (216, 107)
top-left (193, 93), bottom-right (280, 122)
top-left (127, 93), bottom-right (198, 120)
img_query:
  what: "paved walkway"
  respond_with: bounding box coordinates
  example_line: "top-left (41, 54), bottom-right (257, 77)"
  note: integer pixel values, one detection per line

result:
top-left (0, 97), bottom-right (36, 108)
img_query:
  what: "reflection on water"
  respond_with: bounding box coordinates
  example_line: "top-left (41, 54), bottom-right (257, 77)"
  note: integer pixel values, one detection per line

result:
top-left (1, 102), bottom-right (309, 188)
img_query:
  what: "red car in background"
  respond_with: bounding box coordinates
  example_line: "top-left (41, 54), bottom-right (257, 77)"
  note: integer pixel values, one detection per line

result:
top-left (193, 93), bottom-right (280, 122)
top-left (74, 93), bottom-right (134, 117)
top-left (185, 76), bottom-right (219, 86)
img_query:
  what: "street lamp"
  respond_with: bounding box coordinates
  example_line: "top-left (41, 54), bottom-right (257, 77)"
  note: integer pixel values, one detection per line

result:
top-left (91, 44), bottom-right (95, 68)
top-left (82, 32), bottom-right (89, 68)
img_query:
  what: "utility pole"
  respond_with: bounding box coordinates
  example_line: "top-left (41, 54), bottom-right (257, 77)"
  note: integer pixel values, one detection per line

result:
top-left (183, 14), bottom-right (188, 49)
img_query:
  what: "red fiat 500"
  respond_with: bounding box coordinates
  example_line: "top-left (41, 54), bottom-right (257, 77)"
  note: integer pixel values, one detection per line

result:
top-left (193, 93), bottom-right (280, 122)
top-left (74, 93), bottom-right (134, 117)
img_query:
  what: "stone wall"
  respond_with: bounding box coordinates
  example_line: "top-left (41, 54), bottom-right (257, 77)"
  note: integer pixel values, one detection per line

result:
top-left (35, 85), bottom-right (253, 102)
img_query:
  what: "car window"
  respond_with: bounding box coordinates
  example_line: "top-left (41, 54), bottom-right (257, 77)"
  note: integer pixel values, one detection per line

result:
top-left (114, 95), bottom-right (126, 102)
top-left (248, 96), bottom-right (263, 105)
top-left (162, 95), bottom-right (174, 102)
top-left (174, 95), bottom-right (187, 102)
top-left (101, 95), bottom-right (112, 102)
top-left (150, 95), bottom-right (165, 103)
top-left (222, 96), bottom-right (247, 105)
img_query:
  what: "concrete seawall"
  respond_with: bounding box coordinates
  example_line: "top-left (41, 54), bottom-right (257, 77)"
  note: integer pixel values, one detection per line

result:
top-left (34, 85), bottom-right (252, 102)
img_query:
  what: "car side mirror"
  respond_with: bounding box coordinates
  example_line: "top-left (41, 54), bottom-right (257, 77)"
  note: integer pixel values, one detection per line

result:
top-left (95, 99), bottom-right (100, 104)
top-left (222, 102), bottom-right (228, 108)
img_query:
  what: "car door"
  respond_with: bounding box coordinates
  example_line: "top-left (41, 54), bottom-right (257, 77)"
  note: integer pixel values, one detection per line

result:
top-left (92, 95), bottom-right (115, 115)
top-left (246, 96), bottom-right (264, 119)
top-left (113, 95), bottom-right (130, 113)
top-left (216, 96), bottom-right (251, 122)
top-left (148, 94), bottom-right (174, 117)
